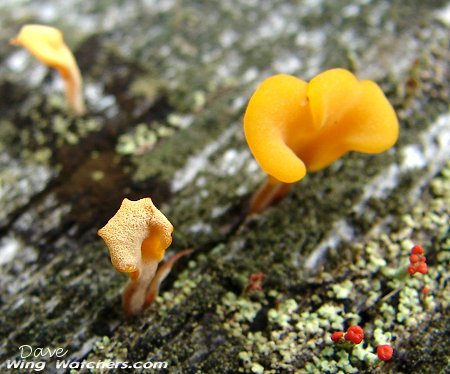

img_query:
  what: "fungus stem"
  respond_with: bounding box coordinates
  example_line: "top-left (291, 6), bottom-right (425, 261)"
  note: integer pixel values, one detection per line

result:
top-left (123, 249), bottom-right (193, 315)
top-left (248, 176), bottom-right (292, 214)
top-left (123, 260), bottom-right (158, 317)
top-left (58, 63), bottom-right (85, 116)
top-left (145, 248), bottom-right (193, 306)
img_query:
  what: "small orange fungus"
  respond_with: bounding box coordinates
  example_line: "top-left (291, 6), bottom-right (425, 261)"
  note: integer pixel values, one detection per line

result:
top-left (98, 198), bottom-right (174, 316)
top-left (10, 24), bottom-right (85, 115)
top-left (145, 248), bottom-right (193, 306)
top-left (244, 68), bottom-right (399, 213)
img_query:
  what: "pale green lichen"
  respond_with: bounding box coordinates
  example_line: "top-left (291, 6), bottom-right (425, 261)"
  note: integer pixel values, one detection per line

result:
top-left (116, 121), bottom-right (178, 156)
top-left (87, 335), bottom-right (129, 373)
top-left (91, 170), bottom-right (105, 181)
top-left (223, 292), bottom-right (262, 323)
top-left (167, 113), bottom-right (194, 129)
top-left (352, 345), bottom-right (378, 365)
top-left (129, 76), bottom-right (164, 103)
top-left (373, 328), bottom-right (392, 345)
top-left (116, 123), bottom-right (157, 155)
top-left (50, 113), bottom-right (102, 146)
top-left (250, 362), bottom-right (264, 373)
top-left (362, 241), bottom-right (387, 273)
top-left (192, 90), bottom-right (206, 112)
top-left (330, 279), bottom-right (353, 299)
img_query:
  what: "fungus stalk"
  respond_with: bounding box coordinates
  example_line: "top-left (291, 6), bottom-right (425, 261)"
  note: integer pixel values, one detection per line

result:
top-left (98, 198), bottom-right (176, 316)
top-left (249, 176), bottom-right (292, 214)
top-left (10, 24), bottom-right (85, 115)
top-left (145, 248), bottom-right (193, 305)
top-left (244, 68), bottom-right (399, 213)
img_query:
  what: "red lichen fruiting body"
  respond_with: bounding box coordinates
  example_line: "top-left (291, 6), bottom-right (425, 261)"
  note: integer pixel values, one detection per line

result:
top-left (377, 344), bottom-right (394, 361)
top-left (416, 262), bottom-right (428, 274)
top-left (411, 244), bottom-right (424, 255)
top-left (331, 331), bottom-right (344, 343)
top-left (344, 325), bottom-right (364, 344)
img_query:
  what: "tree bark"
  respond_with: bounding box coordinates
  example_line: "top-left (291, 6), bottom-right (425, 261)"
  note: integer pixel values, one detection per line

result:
top-left (0, 1), bottom-right (449, 373)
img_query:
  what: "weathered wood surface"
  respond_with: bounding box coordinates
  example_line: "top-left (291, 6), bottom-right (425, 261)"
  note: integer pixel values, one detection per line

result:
top-left (0, 0), bottom-right (449, 373)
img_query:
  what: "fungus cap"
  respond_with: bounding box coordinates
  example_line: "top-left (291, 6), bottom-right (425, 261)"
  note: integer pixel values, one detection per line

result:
top-left (244, 74), bottom-right (311, 183)
top-left (10, 24), bottom-right (85, 115)
top-left (11, 25), bottom-right (74, 70)
top-left (244, 68), bottom-right (399, 183)
top-left (97, 198), bottom-right (173, 274)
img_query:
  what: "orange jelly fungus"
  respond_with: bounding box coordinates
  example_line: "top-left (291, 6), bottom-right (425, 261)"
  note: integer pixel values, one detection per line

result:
top-left (244, 68), bottom-right (399, 213)
top-left (98, 198), bottom-right (174, 316)
top-left (10, 24), bottom-right (85, 115)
